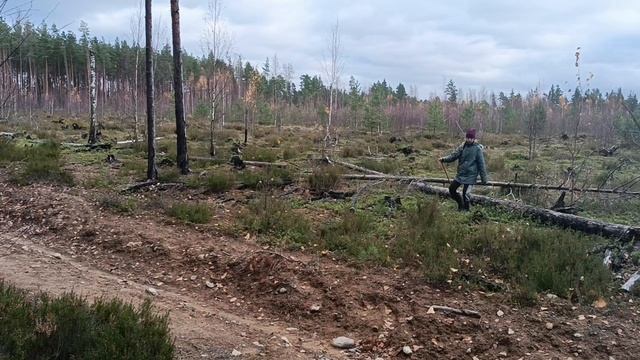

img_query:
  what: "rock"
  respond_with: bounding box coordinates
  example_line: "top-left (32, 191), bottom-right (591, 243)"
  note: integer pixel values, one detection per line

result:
top-left (331, 336), bottom-right (355, 349)
top-left (146, 287), bottom-right (159, 296)
top-left (593, 298), bottom-right (608, 309)
top-left (206, 281), bottom-right (215, 289)
top-left (578, 315), bottom-right (586, 321)
top-left (52, 253), bottom-right (62, 259)
top-left (546, 293), bottom-right (558, 299)
top-left (497, 310), bottom-right (505, 317)
top-left (573, 332), bottom-right (583, 338)
top-left (277, 287), bottom-right (287, 294)
top-left (508, 328), bottom-right (515, 335)
top-left (310, 304), bottom-right (322, 312)
top-left (402, 345), bottom-right (413, 355)
top-left (622, 271), bottom-right (640, 292)
top-left (499, 351), bottom-right (507, 357)
top-left (190, 275), bottom-right (197, 281)
top-left (231, 349), bottom-right (242, 357)
top-left (546, 322), bottom-right (554, 330)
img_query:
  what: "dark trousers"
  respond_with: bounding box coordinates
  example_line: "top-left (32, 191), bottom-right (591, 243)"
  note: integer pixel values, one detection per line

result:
top-left (449, 180), bottom-right (470, 211)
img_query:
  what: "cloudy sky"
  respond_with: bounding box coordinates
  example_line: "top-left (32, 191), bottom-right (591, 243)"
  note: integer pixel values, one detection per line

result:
top-left (22, 0), bottom-right (640, 98)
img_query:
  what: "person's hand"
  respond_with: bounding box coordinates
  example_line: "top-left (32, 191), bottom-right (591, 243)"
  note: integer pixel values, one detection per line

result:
top-left (438, 157), bottom-right (445, 163)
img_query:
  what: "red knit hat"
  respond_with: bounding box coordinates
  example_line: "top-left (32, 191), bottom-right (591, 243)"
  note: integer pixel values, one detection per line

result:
top-left (465, 128), bottom-right (476, 139)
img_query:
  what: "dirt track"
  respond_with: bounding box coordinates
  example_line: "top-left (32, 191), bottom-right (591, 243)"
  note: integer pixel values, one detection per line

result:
top-left (1, 181), bottom-right (639, 359)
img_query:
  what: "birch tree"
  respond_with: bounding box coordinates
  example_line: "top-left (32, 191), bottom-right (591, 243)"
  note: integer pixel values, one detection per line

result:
top-left (88, 49), bottom-right (97, 144)
top-left (129, 0), bottom-right (143, 141)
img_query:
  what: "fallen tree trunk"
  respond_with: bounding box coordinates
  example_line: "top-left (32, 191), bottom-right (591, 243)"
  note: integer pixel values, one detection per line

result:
top-left (114, 137), bottom-right (165, 147)
top-left (0, 132), bottom-right (14, 139)
top-left (343, 174), bottom-right (640, 196)
top-left (330, 158), bottom-right (384, 175)
top-left (62, 142), bottom-right (112, 150)
top-left (192, 156), bottom-right (288, 168)
top-left (412, 182), bottom-right (640, 242)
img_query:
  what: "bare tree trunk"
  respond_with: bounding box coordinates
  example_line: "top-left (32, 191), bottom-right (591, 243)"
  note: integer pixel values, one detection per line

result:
top-left (209, 99), bottom-right (216, 156)
top-left (88, 50), bottom-right (98, 144)
top-left (244, 107), bottom-right (248, 145)
top-left (145, 0), bottom-right (157, 180)
top-left (171, 0), bottom-right (189, 174)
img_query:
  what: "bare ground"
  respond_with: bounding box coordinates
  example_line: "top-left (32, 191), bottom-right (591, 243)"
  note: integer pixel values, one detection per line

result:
top-left (1, 181), bottom-right (639, 359)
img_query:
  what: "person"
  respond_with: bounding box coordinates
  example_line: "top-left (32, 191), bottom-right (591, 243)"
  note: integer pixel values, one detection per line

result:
top-left (438, 129), bottom-right (488, 211)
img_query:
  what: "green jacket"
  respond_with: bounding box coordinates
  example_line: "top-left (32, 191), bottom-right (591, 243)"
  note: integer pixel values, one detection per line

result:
top-left (442, 142), bottom-right (488, 185)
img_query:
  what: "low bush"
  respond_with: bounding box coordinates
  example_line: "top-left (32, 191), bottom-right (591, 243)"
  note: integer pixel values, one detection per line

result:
top-left (307, 166), bottom-right (342, 193)
top-left (166, 202), bottom-right (212, 224)
top-left (239, 196), bottom-right (312, 246)
top-left (357, 158), bottom-right (399, 174)
top-left (7, 141), bottom-right (74, 186)
top-left (0, 281), bottom-right (174, 360)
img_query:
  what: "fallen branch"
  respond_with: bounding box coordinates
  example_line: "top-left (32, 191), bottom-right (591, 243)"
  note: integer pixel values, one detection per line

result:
top-left (191, 156), bottom-right (288, 168)
top-left (412, 182), bottom-right (640, 242)
top-left (343, 174), bottom-right (640, 196)
top-left (429, 305), bottom-right (481, 319)
top-left (330, 158), bottom-right (384, 175)
top-left (0, 132), bottom-right (14, 138)
top-left (123, 180), bottom-right (158, 192)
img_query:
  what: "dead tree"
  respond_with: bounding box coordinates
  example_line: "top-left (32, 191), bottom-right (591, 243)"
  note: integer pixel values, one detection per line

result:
top-left (88, 50), bottom-right (98, 144)
top-left (145, 0), bottom-right (157, 180)
top-left (171, 0), bottom-right (189, 174)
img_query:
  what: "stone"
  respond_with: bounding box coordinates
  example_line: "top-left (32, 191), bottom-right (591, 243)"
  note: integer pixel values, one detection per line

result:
top-left (231, 349), bottom-right (242, 357)
top-left (546, 322), bottom-right (554, 330)
top-left (277, 287), bottom-right (287, 294)
top-left (52, 253), bottom-right (62, 259)
top-left (310, 304), bottom-right (321, 312)
top-left (331, 336), bottom-right (355, 349)
top-left (206, 281), bottom-right (215, 289)
top-left (402, 345), bottom-right (413, 355)
top-left (508, 328), bottom-right (515, 335)
top-left (146, 287), bottom-right (159, 296)
top-left (622, 271), bottom-right (640, 292)
top-left (497, 310), bottom-right (505, 317)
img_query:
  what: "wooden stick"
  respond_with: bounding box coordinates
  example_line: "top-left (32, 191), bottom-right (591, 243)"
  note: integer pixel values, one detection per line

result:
top-left (429, 305), bottom-right (481, 319)
top-left (342, 174), bottom-right (640, 196)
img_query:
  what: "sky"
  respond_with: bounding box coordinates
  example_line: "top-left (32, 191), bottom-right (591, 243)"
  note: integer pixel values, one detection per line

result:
top-left (18, 0), bottom-right (640, 99)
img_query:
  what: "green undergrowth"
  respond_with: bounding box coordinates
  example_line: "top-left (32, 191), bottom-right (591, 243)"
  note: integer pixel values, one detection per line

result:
top-left (0, 281), bottom-right (174, 360)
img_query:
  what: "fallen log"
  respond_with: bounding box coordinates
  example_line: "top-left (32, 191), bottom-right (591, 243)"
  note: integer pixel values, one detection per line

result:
top-left (343, 174), bottom-right (640, 196)
top-left (330, 158), bottom-right (384, 175)
top-left (62, 142), bottom-right (112, 150)
top-left (114, 137), bottom-right (165, 147)
top-left (0, 132), bottom-right (14, 139)
top-left (192, 156), bottom-right (288, 168)
top-left (411, 182), bottom-right (640, 242)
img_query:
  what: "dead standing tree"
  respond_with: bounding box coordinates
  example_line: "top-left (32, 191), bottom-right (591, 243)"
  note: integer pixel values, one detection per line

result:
top-left (171, 0), bottom-right (189, 174)
top-left (323, 19), bottom-right (343, 149)
top-left (129, 0), bottom-right (144, 141)
top-left (202, 0), bottom-right (231, 156)
top-left (145, 0), bottom-right (157, 180)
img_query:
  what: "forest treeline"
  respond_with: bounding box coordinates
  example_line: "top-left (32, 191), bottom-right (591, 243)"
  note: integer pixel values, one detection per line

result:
top-left (1, 18), bottom-right (639, 146)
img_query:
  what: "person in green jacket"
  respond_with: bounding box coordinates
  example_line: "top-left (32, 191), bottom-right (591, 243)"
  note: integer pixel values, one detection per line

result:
top-left (438, 129), bottom-right (488, 211)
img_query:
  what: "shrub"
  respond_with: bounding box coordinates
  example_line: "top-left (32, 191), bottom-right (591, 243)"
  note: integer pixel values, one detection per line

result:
top-left (308, 166), bottom-right (342, 193)
top-left (9, 141), bottom-right (74, 186)
top-left (98, 194), bottom-right (137, 215)
top-left (340, 145), bottom-right (365, 158)
top-left (319, 211), bottom-right (389, 264)
top-left (243, 145), bottom-right (277, 162)
top-left (282, 146), bottom-right (298, 160)
top-left (166, 202), bottom-right (212, 224)
top-left (203, 173), bottom-right (235, 193)
top-left (465, 225), bottom-right (611, 304)
top-left (0, 281), bottom-right (174, 360)
top-left (239, 168), bottom-right (293, 190)
top-left (239, 196), bottom-right (311, 246)
top-left (393, 199), bottom-right (459, 284)
top-left (157, 168), bottom-right (181, 183)
top-left (0, 139), bottom-right (26, 163)
top-left (487, 153), bottom-right (506, 173)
